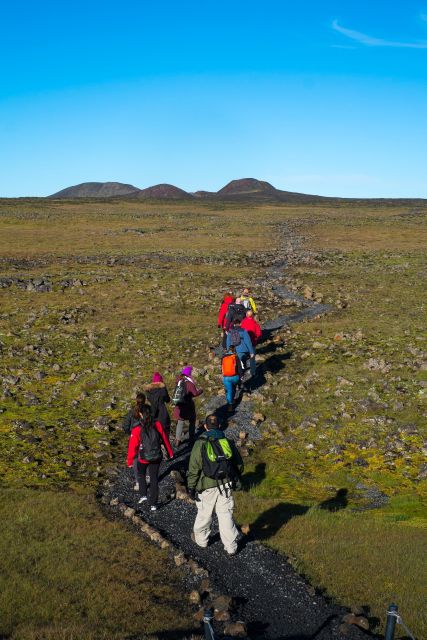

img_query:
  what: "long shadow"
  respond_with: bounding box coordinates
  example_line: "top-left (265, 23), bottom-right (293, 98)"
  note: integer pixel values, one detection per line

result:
top-left (319, 488), bottom-right (348, 512)
top-left (250, 351), bottom-right (291, 392)
top-left (241, 462), bottom-right (267, 491)
top-left (251, 502), bottom-right (310, 540)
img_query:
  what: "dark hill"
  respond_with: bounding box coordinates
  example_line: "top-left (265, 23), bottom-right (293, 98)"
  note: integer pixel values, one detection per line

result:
top-left (133, 184), bottom-right (193, 199)
top-left (48, 182), bottom-right (140, 198)
top-left (215, 178), bottom-right (329, 202)
top-left (217, 178), bottom-right (277, 196)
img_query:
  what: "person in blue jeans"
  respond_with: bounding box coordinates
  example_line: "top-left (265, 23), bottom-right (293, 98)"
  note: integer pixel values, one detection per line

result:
top-left (222, 345), bottom-right (244, 411)
top-left (226, 319), bottom-right (256, 390)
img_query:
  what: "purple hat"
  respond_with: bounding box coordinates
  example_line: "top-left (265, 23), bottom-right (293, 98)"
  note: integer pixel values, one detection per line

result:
top-left (152, 372), bottom-right (163, 383)
top-left (181, 366), bottom-right (193, 377)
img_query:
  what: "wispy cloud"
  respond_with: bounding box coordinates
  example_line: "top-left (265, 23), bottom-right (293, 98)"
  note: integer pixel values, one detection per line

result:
top-left (332, 19), bottom-right (427, 49)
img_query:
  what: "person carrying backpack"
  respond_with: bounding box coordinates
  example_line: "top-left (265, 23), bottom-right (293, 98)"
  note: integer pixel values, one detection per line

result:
top-left (127, 405), bottom-right (173, 511)
top-left (144, 372), bottom-right (171, 438)
top-left (122, 392), bottom-right (147, 491)
top-left (225, 298), bottom-right (246, 332)
top-left (172, 366), bottom-right (203, 448)
top-left (240, 309), bottom-right (262, 347)
top-left (217, 293), bottom-right (235, 349)
top-left (226, 318), bottom-right (255, 373)
top-left (221, 345), bottom-right (243, 411)
top-left (240, 288), bottom-right (257, 314)
top-left (187, 414), bottom-right (244, 555)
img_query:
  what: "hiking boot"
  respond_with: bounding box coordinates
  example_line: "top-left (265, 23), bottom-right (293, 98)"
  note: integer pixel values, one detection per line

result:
top-left (138, 496), bottom-right (148, 504)
top-left (227, 403), bottom-right (234, 413)
top-left (150, 505), bottom-right (157, 512)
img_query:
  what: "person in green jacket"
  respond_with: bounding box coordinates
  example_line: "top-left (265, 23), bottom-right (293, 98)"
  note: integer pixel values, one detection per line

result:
top-left (187, 414), bottom-right (244, 555)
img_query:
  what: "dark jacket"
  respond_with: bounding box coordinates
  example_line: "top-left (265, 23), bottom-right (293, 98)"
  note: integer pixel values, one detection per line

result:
top-left (172, 376), bottom-right (203, 421)
top-left (122, 410), bottom-right (141, 435)
top-left (187, 429), bottom-right (244, 493)
top-left (144, 382), bottom-right (170, 429)
top-left (225, 303), bottom-right (246, 331)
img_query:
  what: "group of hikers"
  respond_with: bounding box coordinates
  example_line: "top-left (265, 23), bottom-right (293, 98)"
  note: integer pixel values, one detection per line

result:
top-left (123, 287), bottom-right (262, 556)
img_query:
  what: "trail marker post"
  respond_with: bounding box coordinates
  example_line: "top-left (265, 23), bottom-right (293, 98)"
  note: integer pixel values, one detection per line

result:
top-left (203, 608), bottom-right (216, 640)
top-left (385, 604), bottom-right (398, 640)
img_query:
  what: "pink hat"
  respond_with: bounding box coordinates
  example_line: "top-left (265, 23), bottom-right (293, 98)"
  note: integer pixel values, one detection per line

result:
top-left (181, 366), bottom-right (193, 377)
top-left (152, 372), bottom-right (163, 383)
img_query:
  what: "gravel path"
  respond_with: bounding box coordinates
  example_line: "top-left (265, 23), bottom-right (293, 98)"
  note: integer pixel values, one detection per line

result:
top-left (107, 236), bottom-right (370, 640)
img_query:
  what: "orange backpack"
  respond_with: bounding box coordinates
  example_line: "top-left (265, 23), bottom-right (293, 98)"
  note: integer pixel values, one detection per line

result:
top-left (222, 354), bottom-right (237, 377)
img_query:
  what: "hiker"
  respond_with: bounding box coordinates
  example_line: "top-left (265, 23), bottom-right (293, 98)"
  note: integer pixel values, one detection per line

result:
top-left (217, 293), bottom-right (235, 349)
top-left (221, 345), bottom-right (243, 411)
top-left (127, 404), bottom-right (173, 511)
top-left (172, 366), bottom-right (203, 447)
top-left (122, 392), bottom-right (147, 490)
top-left (187, 414), bottom-right (244, 555)
top-left (225, 297), bottom-right (246, 332)
top-left (144, 372), bottom-right (171, 438)
top-left (241, 288), bottom-right (257, 313)
top-left (226, 318), bottom-right (255, 382)
top-left (240, 309), bottom-right (262, 347)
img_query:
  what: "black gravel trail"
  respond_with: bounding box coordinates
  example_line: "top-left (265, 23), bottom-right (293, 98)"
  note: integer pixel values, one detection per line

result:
top-left (108, 247), bottom-right (369, 640)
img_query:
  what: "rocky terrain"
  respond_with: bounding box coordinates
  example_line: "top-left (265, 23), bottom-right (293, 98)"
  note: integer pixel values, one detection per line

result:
top-left (0, 197), bottom-right (425, 639)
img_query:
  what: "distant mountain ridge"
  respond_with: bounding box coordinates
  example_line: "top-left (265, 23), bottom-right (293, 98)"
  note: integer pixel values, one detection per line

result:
top-left (48, 178), bottom-right (326, 202)
top-left (47, 179), bottom-right (426, 203)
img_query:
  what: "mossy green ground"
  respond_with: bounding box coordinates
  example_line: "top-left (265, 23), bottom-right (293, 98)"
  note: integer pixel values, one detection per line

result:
top-left (0, 198), bottom-right (426, 637)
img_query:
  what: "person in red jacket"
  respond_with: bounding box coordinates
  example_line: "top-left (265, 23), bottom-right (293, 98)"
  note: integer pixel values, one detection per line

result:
top-left (241, 310), bottom-right (262, 347)
top-left (217, 293), bottom-right (235, 349)
top-left (127, 405), bottom-right (173, 511)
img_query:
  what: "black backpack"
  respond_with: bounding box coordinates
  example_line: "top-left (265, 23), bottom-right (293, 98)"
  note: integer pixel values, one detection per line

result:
top-left (229, 327), bottom-right (242, 347)
top-left (172, 378), bottom-right (187, 405)
top-left (202, 436), bottom-right (239, 492)
top-left (139, 424), bottom-right (162, 462)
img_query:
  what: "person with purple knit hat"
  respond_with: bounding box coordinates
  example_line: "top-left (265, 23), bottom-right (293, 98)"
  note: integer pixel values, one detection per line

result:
top-left (144, 371), bottom-right (171, 438)
top-left (172, 365), bottom-right (203, 447)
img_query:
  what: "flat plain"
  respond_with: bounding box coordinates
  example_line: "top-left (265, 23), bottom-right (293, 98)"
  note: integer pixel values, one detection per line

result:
top-left (0, 197), bottom-right (426, 638)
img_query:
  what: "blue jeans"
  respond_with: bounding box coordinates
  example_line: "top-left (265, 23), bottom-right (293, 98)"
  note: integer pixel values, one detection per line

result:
top-left (222, 375), bottom-right (240, 404)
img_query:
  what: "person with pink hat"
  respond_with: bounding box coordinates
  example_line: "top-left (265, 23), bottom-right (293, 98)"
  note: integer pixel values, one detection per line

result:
top-left (144, 372), bottom-right (171, 438)
top-left (172, 365), bottom-right (203, 448)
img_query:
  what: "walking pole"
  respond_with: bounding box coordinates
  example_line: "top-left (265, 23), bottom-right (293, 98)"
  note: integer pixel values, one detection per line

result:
top-left (203, 607), bottom-right (216, 640)
top-left (384, 604), bottom-right (398, 640)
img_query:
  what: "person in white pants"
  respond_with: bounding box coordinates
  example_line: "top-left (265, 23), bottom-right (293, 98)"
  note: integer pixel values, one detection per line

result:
top-left (187, 415), bottom-right (244, 555)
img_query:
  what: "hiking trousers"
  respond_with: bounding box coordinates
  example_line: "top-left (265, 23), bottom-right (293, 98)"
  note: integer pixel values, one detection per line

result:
top-left (137, 461), bottom-right (160, 506)
top-left (176, 418), bottom-right (196, 443)
top-left (222, 375), bottom-right (240, 404)
top-left (193, 486), bottom-right (239, 555)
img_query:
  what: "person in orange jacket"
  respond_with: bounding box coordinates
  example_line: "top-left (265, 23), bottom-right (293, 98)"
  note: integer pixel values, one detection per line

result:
top-left (127, 405), bottom-right (173, 511)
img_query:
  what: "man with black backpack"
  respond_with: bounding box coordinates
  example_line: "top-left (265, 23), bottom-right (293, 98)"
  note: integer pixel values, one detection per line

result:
top-left (187, 415), bottom-right (244, 555)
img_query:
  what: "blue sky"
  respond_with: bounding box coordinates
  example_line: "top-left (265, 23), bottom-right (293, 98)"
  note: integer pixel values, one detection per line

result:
top-left (1, 0), bottom-right (427, 197)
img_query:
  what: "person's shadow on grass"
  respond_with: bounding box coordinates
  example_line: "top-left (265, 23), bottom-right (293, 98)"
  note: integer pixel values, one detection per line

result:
top-left (251, 502), bottom-right (310, 540)
top-left (319, 488), bottom-right (348, 512)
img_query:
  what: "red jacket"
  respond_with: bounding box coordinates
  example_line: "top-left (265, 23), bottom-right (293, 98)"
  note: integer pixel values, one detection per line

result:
top-left (240, 316), bottom-right (262, 346)
top-left (127, 420), bottom-right (173, 466)
top-left (217, 296), bottom-right (234, 329)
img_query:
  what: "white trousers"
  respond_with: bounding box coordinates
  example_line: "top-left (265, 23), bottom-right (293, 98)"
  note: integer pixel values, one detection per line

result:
top-left (193, 486), bottom-right (239, 554)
